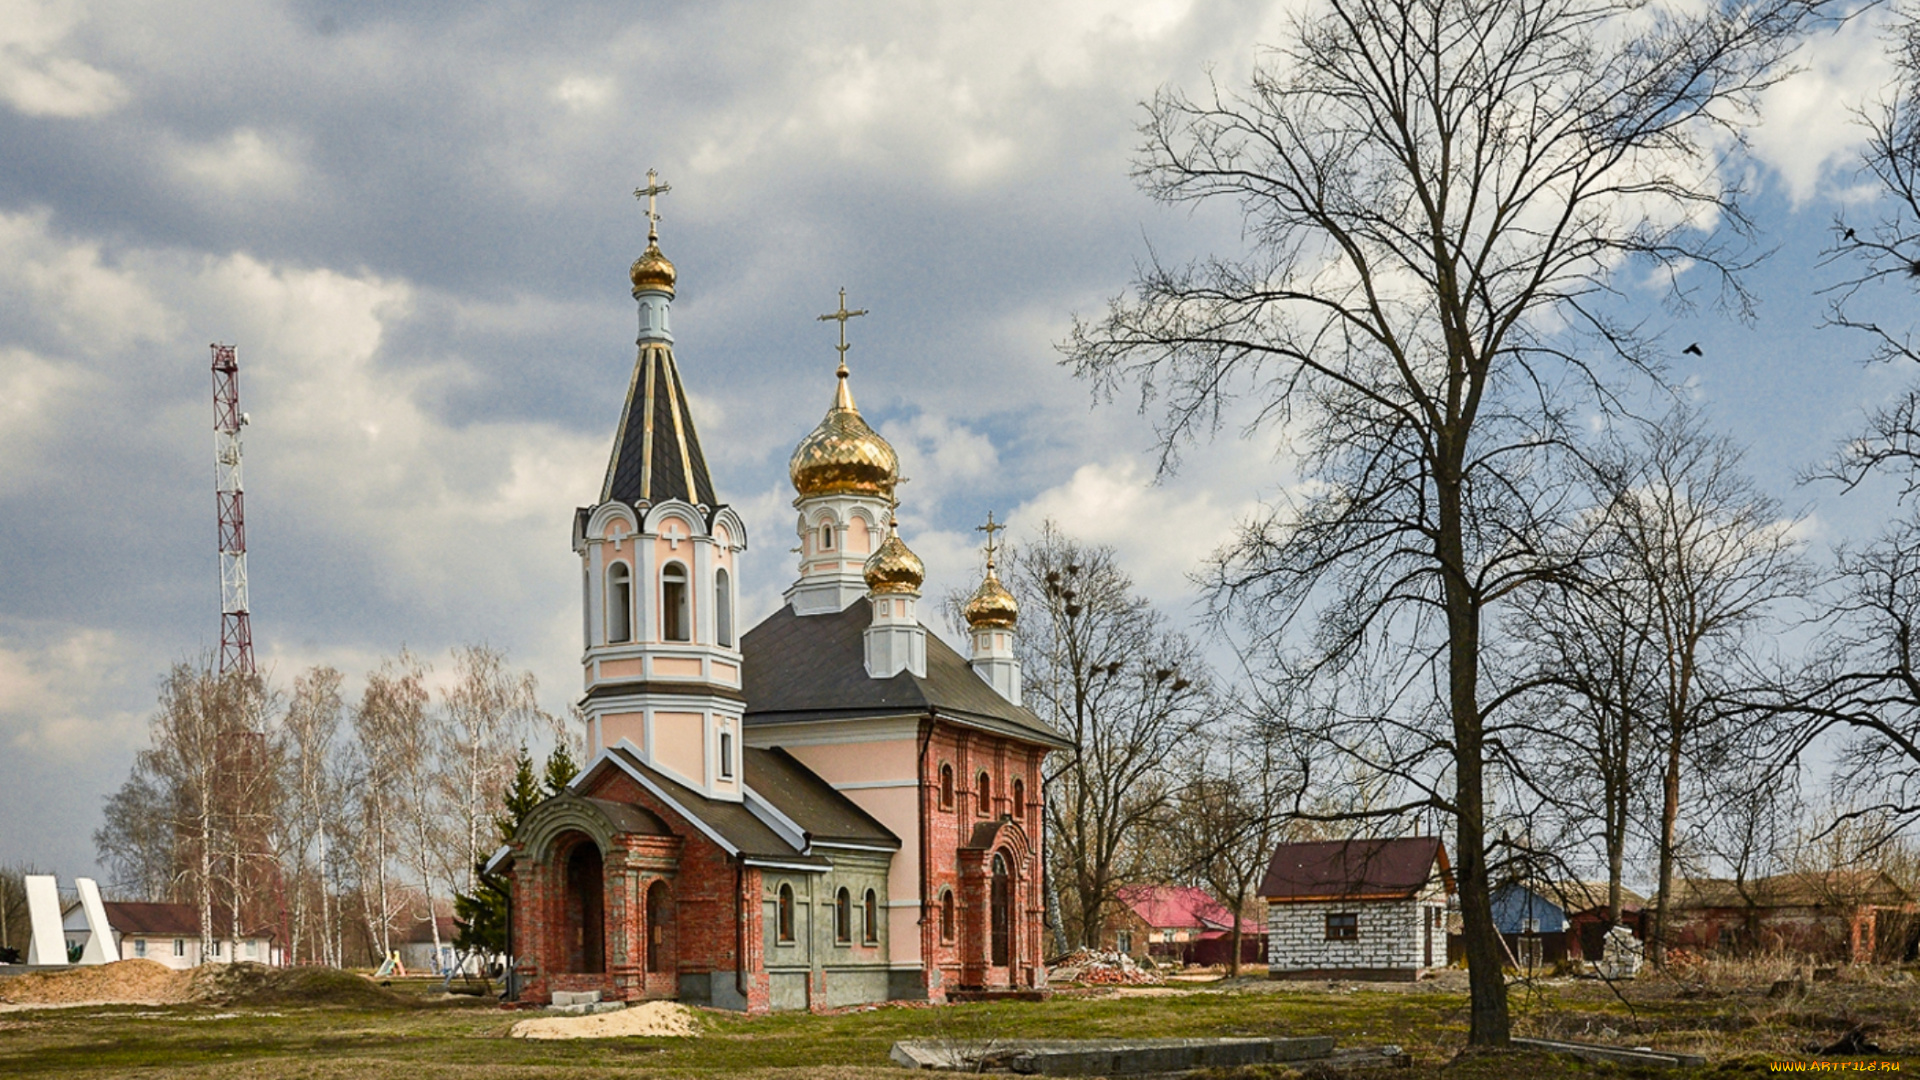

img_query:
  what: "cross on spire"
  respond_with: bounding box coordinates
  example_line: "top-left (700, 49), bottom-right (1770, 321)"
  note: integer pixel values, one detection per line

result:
top-left (634, 168), bottom-right (671, 242)
top-left (816, 287), bottom-right (869, 372)
top-left (977, 510), bottom-right (1005, 571)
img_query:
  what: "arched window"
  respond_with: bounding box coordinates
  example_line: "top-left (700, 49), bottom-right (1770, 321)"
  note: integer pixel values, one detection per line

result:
top-left (819, 521), bottom-right (835, 550)
top-left (777, 884), bottom-right (795, 943)
top-left (977, 772), bottom-right (992, 816)
top-left (835, 887), bottom-right (852, 944)
top-left (939, 889), bottom-right (955, 942)
top-left (990, 853), bottom-right (1010, 966)
top-left (1012, 778), bottom-right (1026, 820)
top-left (661, 562), bottom-right (690, 642)
top-left (715, 568), bottom-right (733, 647)
top-left (939, 764), bottom-right (954, 810)
top-left (607, 563), bottom-right (632, 643)
top-left (864, 889), bottom-right (879, 944)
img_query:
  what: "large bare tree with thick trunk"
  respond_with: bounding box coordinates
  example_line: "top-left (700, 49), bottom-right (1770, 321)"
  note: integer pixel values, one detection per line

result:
top-left (1065, 0), bottom-right (1813, 1041)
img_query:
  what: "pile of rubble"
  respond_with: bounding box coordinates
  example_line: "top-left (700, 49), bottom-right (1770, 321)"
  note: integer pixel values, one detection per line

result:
top-left (1047, 948), bottom-right (1164, 986)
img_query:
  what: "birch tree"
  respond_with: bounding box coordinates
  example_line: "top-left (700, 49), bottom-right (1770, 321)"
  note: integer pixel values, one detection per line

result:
top-left (349, 652), bottom-right (427, 960)
top-left (282, 666), bottom-right (344, 966)
top-left (440, 645), bottom-right (549, 895)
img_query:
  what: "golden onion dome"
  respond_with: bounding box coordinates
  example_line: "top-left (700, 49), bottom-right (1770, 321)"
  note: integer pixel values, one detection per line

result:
top-left (630, 239), bottom-right (676, 296)
top-left (963, 568), bottom-right (1019, 630)
top-left (789, 365), bottom-right (899, 500)
top-left (864, 523), bottom-right (925, 595)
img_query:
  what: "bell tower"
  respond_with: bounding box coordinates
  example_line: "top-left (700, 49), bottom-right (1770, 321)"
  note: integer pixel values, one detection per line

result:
top-left (574, 173), bottom-right (748, 801)
top-left (786, 289), bottom-right (900, 616)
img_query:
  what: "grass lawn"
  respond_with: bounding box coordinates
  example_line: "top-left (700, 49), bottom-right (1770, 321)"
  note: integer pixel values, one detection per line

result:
top-left (0, 969), bottom-right (1914, 1079)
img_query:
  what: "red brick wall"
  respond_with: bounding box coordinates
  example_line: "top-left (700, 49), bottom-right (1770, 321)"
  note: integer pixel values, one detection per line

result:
top-left (511, 769), bottom-right (769, 1011)
top-left (919, 724), bottom-right (1050, 994)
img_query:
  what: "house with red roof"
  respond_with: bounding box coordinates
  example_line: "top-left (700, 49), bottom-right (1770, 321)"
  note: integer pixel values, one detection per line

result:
top-left (60, 900), bottom-right (277, 970)
top-left (1100, 885), bottom-right (1266, 967)
top-left (1258, 837), bottom-right (1453, 981)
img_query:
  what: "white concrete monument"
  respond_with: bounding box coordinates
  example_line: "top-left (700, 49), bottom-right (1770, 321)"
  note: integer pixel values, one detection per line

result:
top-left (23, 874), bottom-right (65, 965)
top-left (74, 878), bottom-right (115, 964)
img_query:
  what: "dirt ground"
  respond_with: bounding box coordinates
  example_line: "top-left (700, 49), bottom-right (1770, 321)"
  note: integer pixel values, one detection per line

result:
top-left (0, 961), bottom-right (1912, 1078)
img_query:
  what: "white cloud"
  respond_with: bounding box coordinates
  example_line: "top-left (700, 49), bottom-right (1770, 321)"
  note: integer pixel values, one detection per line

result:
top-left (552, 75), bottom-right (615, 112)
top-left (170, 128), bottom-right (304, 196)
top-left (0, 0), bottom-right (127, 117)
top-left (1008, 451), bottom-right (1268, 608)
top-left (0, 625), bottom-right (146, 761)
top-left (1749, 11), bottom-right (1897, 205)
top-left (0, 209), bottom-right (176, 350)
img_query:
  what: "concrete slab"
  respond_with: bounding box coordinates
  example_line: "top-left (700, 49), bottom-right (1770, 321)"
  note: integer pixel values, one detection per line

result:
top-left (23, 876), bottom-right (63, 966)
top-left (74, 878), bottom-right (114, 965)
top-left (1512, 1037), bottom-right (1706, 1068)
top-left (549, 990), bottom-right (603, 1007)
top-left (890, 1036), bottom-right (1339, 1075)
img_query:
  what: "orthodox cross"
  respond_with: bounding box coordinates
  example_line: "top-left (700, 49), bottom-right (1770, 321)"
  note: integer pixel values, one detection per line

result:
top-left (977, 510), bottom-right (1004, 570)
top-left (634, 169), bottom-right (671, 241)
top-left (817, 287), bottom-right (869, 366)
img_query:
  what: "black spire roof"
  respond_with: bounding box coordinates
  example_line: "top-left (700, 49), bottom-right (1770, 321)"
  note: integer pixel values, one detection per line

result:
top-left (601, 343), bottom-right (718, 507)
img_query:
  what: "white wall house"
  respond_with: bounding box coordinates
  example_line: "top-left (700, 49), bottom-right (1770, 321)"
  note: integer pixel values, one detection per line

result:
top-left (1259, 837), bottom-right (1453, 982)
top-left (61, 901), bottom-right (276, 970)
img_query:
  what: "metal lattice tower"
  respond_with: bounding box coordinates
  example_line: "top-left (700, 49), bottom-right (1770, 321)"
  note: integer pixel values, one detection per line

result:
top-left (211, 343), bottom-right (254, 675)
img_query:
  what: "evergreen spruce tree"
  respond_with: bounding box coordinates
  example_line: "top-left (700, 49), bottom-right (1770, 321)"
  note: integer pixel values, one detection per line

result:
top-left (543, 743), bottom-right (579, 797)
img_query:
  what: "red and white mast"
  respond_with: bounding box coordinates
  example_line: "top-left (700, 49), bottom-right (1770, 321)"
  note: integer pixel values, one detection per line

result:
top-left (211, 343), bottom-right (254, 676)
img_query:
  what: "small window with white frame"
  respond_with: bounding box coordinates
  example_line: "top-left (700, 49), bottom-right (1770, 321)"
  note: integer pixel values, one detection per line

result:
top-left (720, 730), bottom-right (734, 779)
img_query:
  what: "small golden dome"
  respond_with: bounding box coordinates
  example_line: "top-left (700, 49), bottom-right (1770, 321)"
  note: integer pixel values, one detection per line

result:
top-left (789, 366), bottom-right (898, 500)
top-left (864, 523), bottom-right (925, 595)
top-left (963, 569), bottom-right (1019, 630)
top-left (630, 239), bottom-right (676, 296)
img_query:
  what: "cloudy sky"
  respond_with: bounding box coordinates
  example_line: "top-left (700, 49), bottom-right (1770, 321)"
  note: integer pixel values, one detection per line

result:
top-left (0, 0), bottom-right (1908, 877)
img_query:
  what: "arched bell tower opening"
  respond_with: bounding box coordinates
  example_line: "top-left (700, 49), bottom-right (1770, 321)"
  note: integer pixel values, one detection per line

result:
top-left (563, 837), bottom-right (606, 974)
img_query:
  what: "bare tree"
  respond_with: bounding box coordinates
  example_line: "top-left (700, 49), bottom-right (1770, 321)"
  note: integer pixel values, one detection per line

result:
top-left (0, 863), bottom-right (50, 960)
top-left (1587, 412), bottom-right (1809, 962)
top-left (282, 666), bottom-right (344, 966)
top-left (1065, 0), bottom-right (1814, 1038)
top-left (440, 645), bottom-right (551, 897)
top-left (101, 662), bottom-right (275, 958)
top-left (1792, 519), bottom-right (1920, 836)
top-left (1165, 716), bottom-right (1299, 976)
top-left (347, 651), bottom-right (429, 961)
top-left (1012, 523), bottom-right (1209, 951)
top-left (1822, 4), bottom-right (1920, 491)
top-left (95, 769), bottom-right (179, 902)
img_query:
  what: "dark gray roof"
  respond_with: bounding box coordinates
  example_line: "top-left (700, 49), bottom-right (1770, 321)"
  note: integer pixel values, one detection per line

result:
top-left (604, 745), bottom-right (827, 867)
top-left (740, 602), bottom-right (1071, 748)
top-left (1259, 837), bottom-right (1452, 901)
top-left (601, 344), bottom-right (718, 507)
top-left (745, 746), bottom-right (899, 849)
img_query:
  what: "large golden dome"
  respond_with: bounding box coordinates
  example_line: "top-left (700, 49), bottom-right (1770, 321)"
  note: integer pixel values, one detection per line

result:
top-left (789, 366), bottom-right (898, 500)
top-left (864, 522), bottom-right (925, 595)
top-left (963, 568), bottom-right (1019, 630)
top-left (630, 239), bottom-right (676, 296)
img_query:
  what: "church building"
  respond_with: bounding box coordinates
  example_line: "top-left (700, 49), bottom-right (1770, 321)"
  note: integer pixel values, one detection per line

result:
top-left (493, 184), bottom-right (1071, 1013)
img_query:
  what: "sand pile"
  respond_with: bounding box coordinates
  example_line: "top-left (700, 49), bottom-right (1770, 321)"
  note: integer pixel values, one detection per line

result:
top-left (510, 1001), bottom-right (699, 1039)
top-left (0, 960), bottom-right (193, 1006)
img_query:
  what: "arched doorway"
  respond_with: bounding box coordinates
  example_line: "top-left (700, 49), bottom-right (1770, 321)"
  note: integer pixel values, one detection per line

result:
top-left (646, 880), bottom-right (672, 974)
top-left (564, 840), bottom-right (605, 974)
top-left (990, 852), bottom-right (1010, 967)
